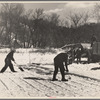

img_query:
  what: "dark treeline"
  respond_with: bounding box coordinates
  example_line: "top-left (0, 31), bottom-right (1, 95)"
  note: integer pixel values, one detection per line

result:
top-left (0, 3), bottom-right (100, 48)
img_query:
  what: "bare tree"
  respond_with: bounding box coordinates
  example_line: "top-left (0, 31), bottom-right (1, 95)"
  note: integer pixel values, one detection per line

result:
top-left (66, 10), bottom-right (90, 28)
top-left (46, 13), bottom-right (60, 26)
top-left (32, 8), bottom-right (44, 20)
top-left (81, 11), bottom-right (90, 24)
top-left (66, 11), bottom-right (84, 28)
top-left (30, 8), bottom-right (45, 47)
top-left (0, 3), bottom-right (25, 46)
top-left (19, 9), bottom-right (33, 48)
top-left (93, 3), bottom-right (100, 23)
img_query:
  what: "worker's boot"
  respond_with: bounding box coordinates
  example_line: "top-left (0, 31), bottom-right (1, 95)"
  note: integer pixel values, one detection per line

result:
top-left (61, 74), bottom-right (68, 81)
top-left (52, 78), bottom-right (58, 81)
top-left (61, 79), bottom-right (68, 81)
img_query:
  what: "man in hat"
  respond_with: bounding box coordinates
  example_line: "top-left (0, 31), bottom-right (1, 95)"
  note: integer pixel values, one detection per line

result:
top-left (91, 34), bottom-right (97, 47)
top-left (0, 49), bottom-right (17, 73)
top-left (52, 52), bottom-right (69, 81)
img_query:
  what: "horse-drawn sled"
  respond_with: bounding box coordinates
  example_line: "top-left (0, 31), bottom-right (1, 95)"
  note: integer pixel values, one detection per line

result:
top-left (61, 42), bottom-right (100, 64)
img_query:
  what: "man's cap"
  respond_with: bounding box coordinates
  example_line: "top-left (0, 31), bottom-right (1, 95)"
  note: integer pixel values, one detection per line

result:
top-left (10, 47), bottom-right (16, 52)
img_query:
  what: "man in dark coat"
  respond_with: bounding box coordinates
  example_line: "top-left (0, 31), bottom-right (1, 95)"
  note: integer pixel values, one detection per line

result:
top-left (0, 49), bottom-right (17, 73)
top-left (52, 53), bottom-right (69, 81)
top-left (91, 34), bottom-right (97, 47)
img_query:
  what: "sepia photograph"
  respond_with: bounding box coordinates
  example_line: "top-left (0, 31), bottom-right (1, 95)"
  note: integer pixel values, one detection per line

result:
top-left (0, 1), bottom-right (100, 99)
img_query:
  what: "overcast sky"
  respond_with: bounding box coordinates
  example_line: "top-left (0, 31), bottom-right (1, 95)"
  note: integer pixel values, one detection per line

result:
top-left (23, 1), bottom-right (98, 12)
top-left (21, 1), bottom-right (99, 21)
top-left (0, 1), bottom-right (100, 22)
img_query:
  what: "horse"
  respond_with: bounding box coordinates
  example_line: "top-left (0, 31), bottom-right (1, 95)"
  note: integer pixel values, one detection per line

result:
top-left (74, 45), bottom-right (92, 64)
top-left (65, 43), bottom-right (92, 64)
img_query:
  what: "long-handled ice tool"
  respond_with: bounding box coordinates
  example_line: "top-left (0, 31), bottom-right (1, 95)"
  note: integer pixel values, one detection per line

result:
top-left (15, 62), bottom-right (24, 71)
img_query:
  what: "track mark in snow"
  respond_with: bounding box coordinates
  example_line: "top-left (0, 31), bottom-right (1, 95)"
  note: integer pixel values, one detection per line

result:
top-left (26, 65), bottom-right (100, 97)
top-left (0, 79), bottom-right (13, 97)
top-left (12, 71), bottom-right (50, 97)
top-left (6, 76), bottom-right (30, 97)
top-left (67, 72), bottom-right (100, 82)
top-left (25, 70), bottom-right (79, 97)
top-left (9, 72), bottom-right (47, 97)
top-left (22, 71), bottom-right (62, 97)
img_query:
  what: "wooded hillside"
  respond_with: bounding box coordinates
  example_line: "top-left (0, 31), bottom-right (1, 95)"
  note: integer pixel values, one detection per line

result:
top-left (0, 3), bottom-right (100, 48)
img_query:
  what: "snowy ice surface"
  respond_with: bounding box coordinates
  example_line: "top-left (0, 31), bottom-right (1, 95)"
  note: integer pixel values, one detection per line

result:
top-left (0, 48), bottom-right (100, 81)
top-left (0, 48), bottom-right (100, 98)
